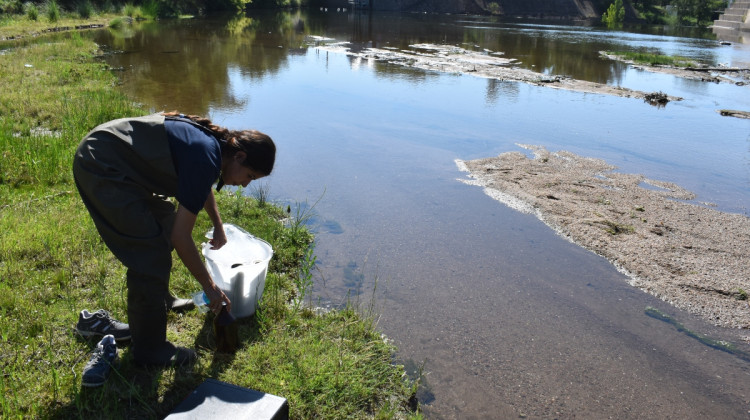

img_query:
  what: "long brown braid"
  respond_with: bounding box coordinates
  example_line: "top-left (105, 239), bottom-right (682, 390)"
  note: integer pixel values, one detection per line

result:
top-left (161, 111), bottom-right (276, 176)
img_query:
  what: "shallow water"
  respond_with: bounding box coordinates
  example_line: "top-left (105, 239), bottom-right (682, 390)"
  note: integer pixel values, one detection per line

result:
top-left (95, 11), bottom-right (750, 418)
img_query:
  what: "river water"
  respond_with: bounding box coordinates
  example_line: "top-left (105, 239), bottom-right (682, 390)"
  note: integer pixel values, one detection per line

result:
top-left (94, 10), bottom-right (750, 419)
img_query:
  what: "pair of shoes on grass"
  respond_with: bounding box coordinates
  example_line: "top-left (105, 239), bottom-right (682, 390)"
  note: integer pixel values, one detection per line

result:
top-left (76, 309), bottom-right (196, 373)
top-left (77, 310), bottom-right (124, 388)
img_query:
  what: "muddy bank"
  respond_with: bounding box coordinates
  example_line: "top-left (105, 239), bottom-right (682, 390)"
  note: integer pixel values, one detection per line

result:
top-left (457, 145), bottom-right (750, 332)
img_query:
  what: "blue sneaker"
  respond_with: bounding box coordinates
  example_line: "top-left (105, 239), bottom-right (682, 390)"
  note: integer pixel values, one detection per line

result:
top-left (76, 309), bottom-right (130, 342)
top-left (82, 334), bottom-right (117, 387)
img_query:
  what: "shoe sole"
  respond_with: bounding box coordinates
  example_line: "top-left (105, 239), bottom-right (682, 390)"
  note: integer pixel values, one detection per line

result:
top-left (81, 379), bottom-right (106, 387)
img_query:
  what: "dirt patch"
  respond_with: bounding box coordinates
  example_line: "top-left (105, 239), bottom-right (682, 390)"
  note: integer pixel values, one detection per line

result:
top-left (457, 145), bottom-right (750, 330)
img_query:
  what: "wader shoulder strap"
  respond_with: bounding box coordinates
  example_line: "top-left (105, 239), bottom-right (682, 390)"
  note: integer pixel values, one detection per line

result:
top-left (164, 115), bottom-right (225, 144)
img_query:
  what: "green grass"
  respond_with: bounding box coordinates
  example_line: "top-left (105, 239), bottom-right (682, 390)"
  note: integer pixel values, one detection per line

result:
top-left (0, 18), bottom-right (420, 419)
top-left (0, 33), bottom-right (137, 187)
top-left (606, 51), bottom-right (699, 68)
top-left (0, 9), bottom-right (113, 40)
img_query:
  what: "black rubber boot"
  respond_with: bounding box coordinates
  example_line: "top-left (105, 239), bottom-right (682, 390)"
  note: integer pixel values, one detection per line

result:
top-left (135, 341), bottom-right (197, 367)
top-left (128, 270), bottom-right (196, 367)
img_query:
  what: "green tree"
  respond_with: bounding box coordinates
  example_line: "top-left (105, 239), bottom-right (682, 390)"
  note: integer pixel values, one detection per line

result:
top-left (602, 0), bottom-right (625, 26)
top-left (633, 0), bottom-right (727, 26)
top-left (674, 0), bottom-right (727, 26)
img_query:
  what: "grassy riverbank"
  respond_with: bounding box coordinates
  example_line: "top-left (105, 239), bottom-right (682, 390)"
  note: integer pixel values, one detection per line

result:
top-left (0, 17), bottom-right (419, 419)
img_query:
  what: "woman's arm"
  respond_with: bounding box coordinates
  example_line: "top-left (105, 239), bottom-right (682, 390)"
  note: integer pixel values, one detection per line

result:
top-left (171, 204), bottom-right (231, 313)
top-left (203, 190), bottom-right (227, 250)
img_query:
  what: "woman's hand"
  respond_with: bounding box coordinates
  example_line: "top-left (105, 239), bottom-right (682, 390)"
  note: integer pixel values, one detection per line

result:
top-left (204, 191), bottom-right (226, 250)
top-left (171, 205), bottom-right (231, 314)
top-left (204, 282), bottom-right (232, 314)
top-left (209, 224), bottom-right (227, 250)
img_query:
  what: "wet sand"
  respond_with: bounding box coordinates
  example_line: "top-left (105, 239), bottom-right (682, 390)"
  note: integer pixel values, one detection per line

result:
top-left (457, 145), bottom-right (750, 332)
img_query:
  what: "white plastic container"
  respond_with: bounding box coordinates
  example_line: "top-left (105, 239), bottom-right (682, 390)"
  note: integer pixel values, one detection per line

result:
top-left (201, 224), bottom-right (273, 319)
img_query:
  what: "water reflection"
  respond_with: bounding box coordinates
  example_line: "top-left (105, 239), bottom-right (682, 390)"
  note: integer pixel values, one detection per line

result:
top-left (96, 10), bottom-right (749, 115)
top-left (93, 12), bottom-right (750, 418)
top-left (484, 78), bottom-right (520, 105)
top-left (98, 15), bottom-right (306, 113)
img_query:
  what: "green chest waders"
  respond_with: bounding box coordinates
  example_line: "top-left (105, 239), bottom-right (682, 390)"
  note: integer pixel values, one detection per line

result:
top-left (73, 114), bottom-right (195, 365)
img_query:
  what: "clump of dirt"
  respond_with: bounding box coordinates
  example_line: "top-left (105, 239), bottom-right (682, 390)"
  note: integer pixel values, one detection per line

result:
top-left (457, 145), bottom-right (750, 330)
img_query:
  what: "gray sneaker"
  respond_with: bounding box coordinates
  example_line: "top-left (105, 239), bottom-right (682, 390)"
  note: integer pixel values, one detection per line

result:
top-left (82, 334), bottom-right (117, 387)
top-left (76, 309), bottom-right (130, 342)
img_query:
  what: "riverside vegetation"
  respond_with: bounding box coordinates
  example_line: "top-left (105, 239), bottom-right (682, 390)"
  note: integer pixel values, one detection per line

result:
top-left (604, 51), bottom-right (699, 68)
top-left (0, 13), bottom-right (420, 420)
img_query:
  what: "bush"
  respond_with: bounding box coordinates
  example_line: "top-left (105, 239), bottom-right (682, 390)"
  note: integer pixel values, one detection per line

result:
top-left (140, 0), bottom-right (183, 19)
top-left (123, 2), bottom-right (136, 16)
top-left (101, 0), bottom-right (115, 13)
top-left (75, 0), bottom-right (94, 18)
top-left (140, 0), bottom-right (160, 18)
top-left (1, 0), bottom-right (23, 14)
top-left (46, 0), bottom-right (60, 23)
top-left (24, 2), bottom-right (38, 20)
top-left (109, 16), bottom-right (123, 28)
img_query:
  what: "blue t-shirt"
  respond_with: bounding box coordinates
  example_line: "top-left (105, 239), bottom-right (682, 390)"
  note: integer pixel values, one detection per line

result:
top-left (164, 119), bottom-right (222, 215)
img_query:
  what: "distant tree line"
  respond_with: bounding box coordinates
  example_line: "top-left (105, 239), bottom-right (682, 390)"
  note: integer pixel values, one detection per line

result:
top-left (630, 0), bottom-right (728, 26)
top-left (0, 0), bottom-right (730, 26)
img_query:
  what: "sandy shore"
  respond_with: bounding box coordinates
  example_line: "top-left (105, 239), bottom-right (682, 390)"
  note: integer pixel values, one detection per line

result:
top-left (457, 145), bottom-right (750, 331)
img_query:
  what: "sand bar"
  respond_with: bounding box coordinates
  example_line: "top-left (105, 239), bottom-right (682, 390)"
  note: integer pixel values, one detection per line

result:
top-left (458, 145), bottom-right (750, 331)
